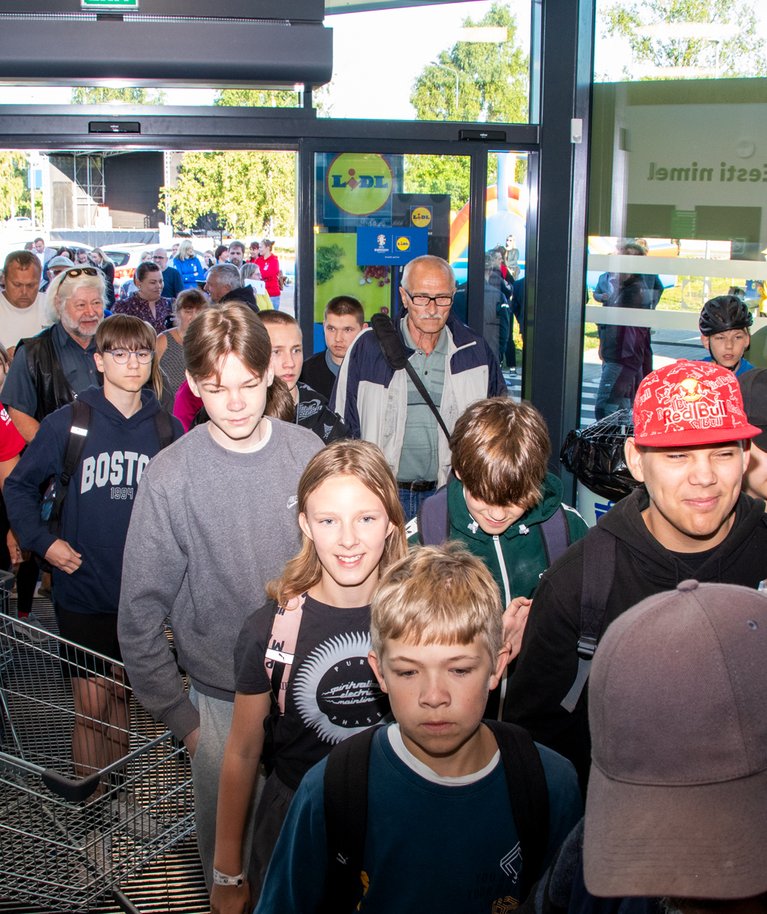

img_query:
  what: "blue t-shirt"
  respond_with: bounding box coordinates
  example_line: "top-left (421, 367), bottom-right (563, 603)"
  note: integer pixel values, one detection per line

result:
top-left (255, 723), bottom-right (583, 913)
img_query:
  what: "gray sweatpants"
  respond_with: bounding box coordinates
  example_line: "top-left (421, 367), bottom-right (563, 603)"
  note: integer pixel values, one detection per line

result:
top-left (189, 688), bottom-right (265, 892)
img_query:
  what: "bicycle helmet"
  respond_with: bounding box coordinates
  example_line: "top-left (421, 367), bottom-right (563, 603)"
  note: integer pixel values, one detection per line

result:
top-left (699, 295), bottom-right (753, 335)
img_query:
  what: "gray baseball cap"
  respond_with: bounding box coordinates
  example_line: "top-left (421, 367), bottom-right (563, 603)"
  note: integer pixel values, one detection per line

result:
top-left (584, 579), bottom-right (767, 899)
top-left (47, 255), bottom-right (75, 270)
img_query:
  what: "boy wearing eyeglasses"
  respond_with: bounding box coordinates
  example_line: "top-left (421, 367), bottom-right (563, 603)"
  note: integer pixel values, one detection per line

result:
top-left (331, 254), bottom-right (507, 520)
top-left (5, 315), bottom-right (182, 700)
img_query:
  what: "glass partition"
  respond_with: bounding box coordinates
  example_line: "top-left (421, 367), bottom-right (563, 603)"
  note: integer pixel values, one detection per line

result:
top-left (581, 0), bottom-right (767, 517)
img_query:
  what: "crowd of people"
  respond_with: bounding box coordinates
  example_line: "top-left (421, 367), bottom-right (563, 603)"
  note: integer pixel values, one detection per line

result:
top-left (0, 246), bottom-right (766, 914)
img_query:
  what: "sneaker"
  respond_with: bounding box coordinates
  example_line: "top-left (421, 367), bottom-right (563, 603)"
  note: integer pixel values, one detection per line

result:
top-left (15, 612), bottom-right (51, 643)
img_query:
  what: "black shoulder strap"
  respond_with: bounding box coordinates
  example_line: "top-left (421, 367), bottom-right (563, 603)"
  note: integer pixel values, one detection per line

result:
top-left (416, 484), bottom-right (449, 545)
top-left (61, 399), bottom-right (91, 487)
top-left (560, 526), bottom-right (616, 713)
top-left (320, 726), bottom-right (380, 914)
top-left (539, 506), bottom-right (571, 566)
top-left (153, 408), bottom-right (175, 449)
top-left (370, 313), bottom-right (452, 442)
top-left (484, 719), bottom-right (550, 900)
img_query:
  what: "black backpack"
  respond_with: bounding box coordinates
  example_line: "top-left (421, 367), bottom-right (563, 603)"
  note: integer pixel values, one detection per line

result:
top-left (319, 719), bottom-right (550, 913)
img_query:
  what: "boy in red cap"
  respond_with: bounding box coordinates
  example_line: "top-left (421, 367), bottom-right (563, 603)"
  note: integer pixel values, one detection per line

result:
top-left (506, 359), bottom-right (767, 787)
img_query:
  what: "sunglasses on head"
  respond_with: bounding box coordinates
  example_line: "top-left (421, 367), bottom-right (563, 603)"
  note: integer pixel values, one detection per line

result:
top-left (63, 267), bottom-right (99, 279)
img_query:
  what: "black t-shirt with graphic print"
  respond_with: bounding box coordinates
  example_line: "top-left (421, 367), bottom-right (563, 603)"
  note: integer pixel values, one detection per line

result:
top-left (234, 594), bottom-right (389, 790)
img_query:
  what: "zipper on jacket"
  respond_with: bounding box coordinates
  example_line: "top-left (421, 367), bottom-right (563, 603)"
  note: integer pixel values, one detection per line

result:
top-left (494, 534), bottom-right (512, 722)
top-left (493, 535), bottom-right (511, 605)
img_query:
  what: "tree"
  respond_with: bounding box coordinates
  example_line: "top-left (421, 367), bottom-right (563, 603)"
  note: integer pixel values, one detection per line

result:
top-left (601, 0), bottom-right (767, 79)
top-left (410, 3), bottom-right (528, 123)
top-left (160, 89), bottom-right (298, 237)
top-left (71, 87), bottom-right (165, 104)
top-left (0, 153), bottom-right (29, 221)
top-left (406, 2), bottom-right (529, 211)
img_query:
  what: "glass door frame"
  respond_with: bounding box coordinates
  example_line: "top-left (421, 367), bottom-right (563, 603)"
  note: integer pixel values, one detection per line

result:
top-left (296, 136), bottom-right (538, 363)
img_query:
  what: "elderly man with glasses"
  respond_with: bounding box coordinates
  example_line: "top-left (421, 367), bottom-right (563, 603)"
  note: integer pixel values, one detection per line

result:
top-left (331, 254), bottom-right (506, 519)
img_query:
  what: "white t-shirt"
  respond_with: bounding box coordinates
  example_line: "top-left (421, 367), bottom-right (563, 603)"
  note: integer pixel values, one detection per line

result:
top-left (0, 291), bottom-right (49, 350)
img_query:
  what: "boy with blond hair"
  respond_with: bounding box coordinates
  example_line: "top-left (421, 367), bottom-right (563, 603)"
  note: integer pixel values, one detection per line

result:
top-left (255, 543), bottom-right (582, 914)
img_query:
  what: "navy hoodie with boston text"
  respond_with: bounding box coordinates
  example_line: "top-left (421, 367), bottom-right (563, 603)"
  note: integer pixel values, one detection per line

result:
top-left (5, 386), bottom-right (183, 616)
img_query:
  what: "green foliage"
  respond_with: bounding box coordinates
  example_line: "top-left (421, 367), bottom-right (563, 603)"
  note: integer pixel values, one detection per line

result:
top-left (160, 149), bottom-right (295, 237)
top-left (71, 87), bottom-right (165, 104)
top-left (214, 88), bottom-right (301, 108)
top-left (406, 2), bottom-right (528, 209)
top-left (601, 0), bottom-right (767, 78)
top-left (316, 243), bottom-right (345, 284)
top-left (160, 89), bottom-right (297, 236)
top-left (0, 153), bottom-right (29, 221)
top-left (403, 155), bottom-right (472, 212)
top-left (410, 2), bottom-right (528, 123)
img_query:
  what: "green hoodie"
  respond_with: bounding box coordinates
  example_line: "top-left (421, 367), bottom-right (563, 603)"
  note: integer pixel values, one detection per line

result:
top-left (407, 473), bottom-right (589, 604)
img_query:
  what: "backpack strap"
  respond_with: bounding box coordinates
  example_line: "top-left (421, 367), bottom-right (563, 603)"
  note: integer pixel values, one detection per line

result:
top-left (560, 526), bottom-right (616, 713)
top-left (153, 408), bottom-right (175, 449)
top-left (321, 721), bottom-right (547, 910)
top-left (416, 483), bottom-right (449, 545)
top-left (320, 726), bottom-right (380, 914)
top-left (370, 313), bottom-right (452, 442)
top-left (264, 593), bottom-right (306, 715)
top-left (484, 719), bottom-right (550, 900)
top-left (539, 506), bottom-right (570, 566)
top-left (61, 398), bottom-right (90, 488)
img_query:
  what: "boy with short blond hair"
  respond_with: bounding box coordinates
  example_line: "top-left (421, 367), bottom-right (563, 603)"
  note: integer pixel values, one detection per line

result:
top-left (255, 543), bottom-right (582, 914)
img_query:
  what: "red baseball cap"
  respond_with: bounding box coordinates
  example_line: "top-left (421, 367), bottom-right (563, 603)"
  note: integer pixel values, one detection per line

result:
top-left (632, 359), bottom-right (761, 447)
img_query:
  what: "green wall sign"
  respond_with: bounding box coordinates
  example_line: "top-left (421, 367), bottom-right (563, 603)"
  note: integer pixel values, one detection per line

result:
top-left (82, 0), bottom-right (139, 9)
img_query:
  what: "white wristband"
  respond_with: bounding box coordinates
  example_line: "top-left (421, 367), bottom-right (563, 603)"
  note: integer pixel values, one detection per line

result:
top-left (213, 868), bottom-right (245, 887)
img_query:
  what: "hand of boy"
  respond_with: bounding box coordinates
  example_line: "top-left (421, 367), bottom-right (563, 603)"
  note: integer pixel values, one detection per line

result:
top-left (44, 538), bottom-right (83, 574)
top-left (210, 880), bottom-right (251, 914)
top-left (502, 596), bottom-right (532, 660)
top-left (7, 529), bottom-right (22, 566)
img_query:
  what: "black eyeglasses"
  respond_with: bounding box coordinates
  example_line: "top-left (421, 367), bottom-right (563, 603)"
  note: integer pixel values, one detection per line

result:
top-left (403, 289), bottom-right (454, 308)
top-left (63, 267), bottom-right (99, 279)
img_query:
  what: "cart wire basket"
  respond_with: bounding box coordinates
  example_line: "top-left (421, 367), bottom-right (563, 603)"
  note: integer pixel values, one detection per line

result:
top-left (0, 571), bottom-right (195, 912)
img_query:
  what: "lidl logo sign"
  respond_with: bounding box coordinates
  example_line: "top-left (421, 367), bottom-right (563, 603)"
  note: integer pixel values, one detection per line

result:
top-left (327, 154), bottom-right (393, 216)
top-left (411, 206), bottom-right (432, 228)
top-left (396, 236), bottom-right (411, 251)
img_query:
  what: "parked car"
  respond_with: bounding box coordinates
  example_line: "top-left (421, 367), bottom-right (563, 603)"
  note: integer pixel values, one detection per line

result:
top-left (101, 244), bottom-right (152, 295)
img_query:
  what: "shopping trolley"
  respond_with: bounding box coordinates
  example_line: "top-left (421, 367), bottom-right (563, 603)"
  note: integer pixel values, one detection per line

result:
top-left (0, 571), bottom-right (196, 912)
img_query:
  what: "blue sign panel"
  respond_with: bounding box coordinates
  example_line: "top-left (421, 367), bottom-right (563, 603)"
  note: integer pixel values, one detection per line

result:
top-left (356, 226), bottom-right (428, 266)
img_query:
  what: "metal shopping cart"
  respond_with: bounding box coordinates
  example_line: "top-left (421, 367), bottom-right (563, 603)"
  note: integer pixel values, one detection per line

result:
top-left (0, 570), bottom-right (195, 913)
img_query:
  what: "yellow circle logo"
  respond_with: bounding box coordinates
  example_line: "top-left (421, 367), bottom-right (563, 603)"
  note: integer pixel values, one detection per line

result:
top-left (411, 206), bottom-right (432, 228)
top-left (395, 236), bottom-right (411, 251)
top-left (327, 154), bottom-right (393, 216)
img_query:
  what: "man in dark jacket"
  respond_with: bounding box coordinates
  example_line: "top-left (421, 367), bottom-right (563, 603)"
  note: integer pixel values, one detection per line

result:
top-left (204, 263), bottom-right (259, 312)
top-left (152, 247), bottom-right (184, 302)
top-left (507, 359), bottom-right (766, 787)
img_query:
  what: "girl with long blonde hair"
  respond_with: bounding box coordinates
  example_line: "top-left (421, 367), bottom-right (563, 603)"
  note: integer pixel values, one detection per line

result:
top-left (211, 440), bottom-right (406, 914)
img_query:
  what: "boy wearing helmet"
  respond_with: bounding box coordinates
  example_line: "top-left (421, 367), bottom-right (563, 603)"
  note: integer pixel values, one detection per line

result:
top-left (699, 294), bottom-right (755, 376)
